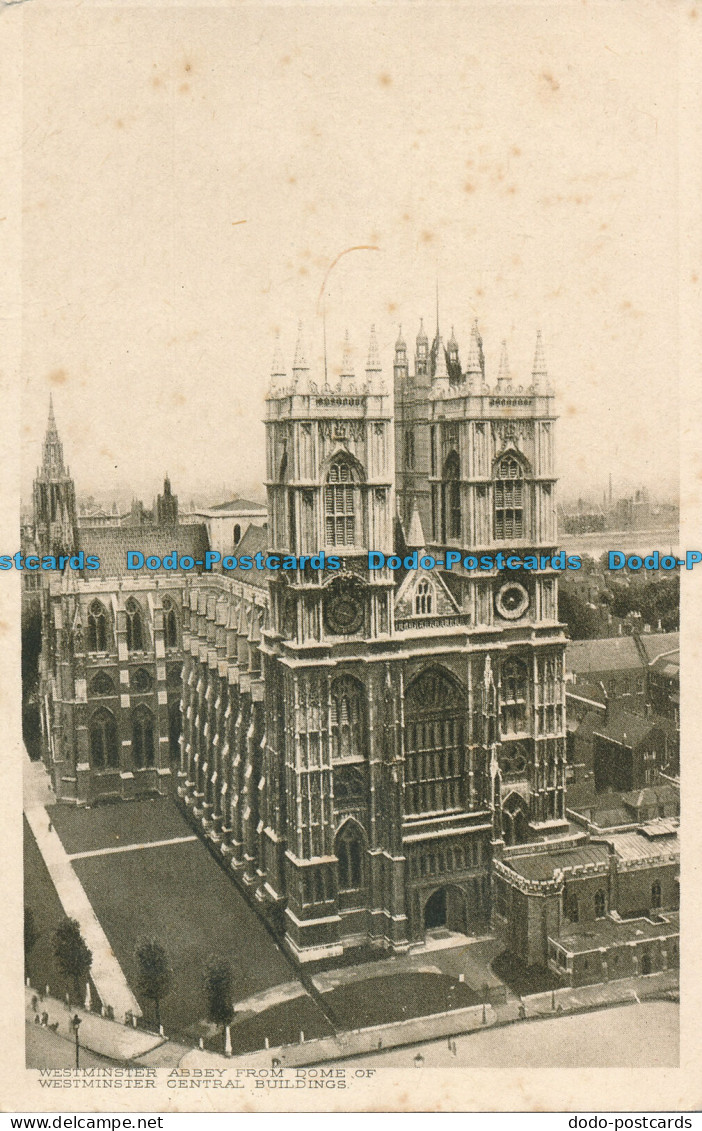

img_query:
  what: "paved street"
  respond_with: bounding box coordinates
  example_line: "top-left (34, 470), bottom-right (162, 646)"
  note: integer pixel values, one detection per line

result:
top-left (26, 1023), bottom-right (120, 1070)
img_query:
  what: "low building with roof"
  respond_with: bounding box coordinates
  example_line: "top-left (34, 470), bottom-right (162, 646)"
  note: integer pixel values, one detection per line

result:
top-left (181, 497), bottom-right (267, 555)
top-left (492, 822), bottom-right (679, 982)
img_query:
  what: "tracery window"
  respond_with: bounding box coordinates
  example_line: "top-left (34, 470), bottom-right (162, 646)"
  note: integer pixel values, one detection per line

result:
top-left (404, 668), bottom-right (464, 815)
top-left (125, 597), bottom-right (145, 652)
top-left (494, 456), bottom-right (524, 540)
top-left (414, 578), bottom-right (434, 616)
top-left (330, 676), bottom-right (366, 761)
top-left (162, 596), bottom-right (178, 648)
top-left (324, 459), bottom-right (357, 546)
top-left (89, 670), bottom-right (114, 697)
top-left (89, 707), bottom-right (119, 769)
top-left (500, 659), bottom-right (528, 735)
top-left (595, 889), bottom-right (607, 919)
top-left (131, 667), bottom-right (152, 693)
top-left (336, 824), bottom-right (364, 891)
top-left (132, 705), bottom-right (155, 768)
top-left (441, 451), bottom-right (461, 541)
top-left (87, 600), bottom-right (109, 653)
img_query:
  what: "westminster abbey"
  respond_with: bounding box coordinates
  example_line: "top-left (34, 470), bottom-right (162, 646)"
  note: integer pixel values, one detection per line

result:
top-left (32, 316), bottom-right (568, 963)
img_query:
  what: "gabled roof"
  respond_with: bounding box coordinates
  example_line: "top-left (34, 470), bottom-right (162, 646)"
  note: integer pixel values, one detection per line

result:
top-left (394, 561), bottom-right (460, 620)
top-left (233, 522), bottom-right (269, 589)
top-left (593, 708), bottom-right (659, 749)
top-left (566, 636), bottom-right (642, 674)
top-left (640, 632), bottom-right (680, 665)
top-left (77, 524), bottom-right (209, 578)
top-left (208, 498), bottom-right (267, 514)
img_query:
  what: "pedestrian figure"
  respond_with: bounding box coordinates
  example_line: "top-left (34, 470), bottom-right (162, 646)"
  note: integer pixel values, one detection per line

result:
top-left (34, 1014), bottom-right (40, 1025)
top-left (41, 1011), bottom-right (49, 1027)
top-left (518, 1003), bottom-right (526, 1020)
top-left (31, 995), bottom-right (38, 1012)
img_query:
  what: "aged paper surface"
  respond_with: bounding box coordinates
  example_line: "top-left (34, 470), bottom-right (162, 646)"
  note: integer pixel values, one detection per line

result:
top-left (1, 0), bottom-right (700, 1113)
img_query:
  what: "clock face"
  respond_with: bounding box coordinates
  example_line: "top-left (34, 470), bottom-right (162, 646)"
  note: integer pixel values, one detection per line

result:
top-left (324, 578), bottom-right (365, 636)
top-left (495, 581), bottom-right (530, 621)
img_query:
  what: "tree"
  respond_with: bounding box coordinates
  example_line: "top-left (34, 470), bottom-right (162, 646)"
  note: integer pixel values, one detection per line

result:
top-left (24, 907), bottom-right (39, 974)
top-left (53, 917), bottom-right (92, 1007)
top-left (134, 938), bottom-right (172, 1030)
top-left (203, 958), bottom-right (234, 1052)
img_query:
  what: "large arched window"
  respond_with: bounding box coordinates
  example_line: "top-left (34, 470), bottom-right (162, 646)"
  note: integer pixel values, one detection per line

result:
top-left (500, 659), bottom-right (528, 735)
top-left (441, 451), bottom-right (461, 541)
top-left (87, 600), bottom-right (109, 653)
top-left (162, 596), bottom-right (178, 648)
top-left (125, 597), bottom-right (145, 652)
top-left (89, 670), bottom-right (115, 697)
top-left (415, 578), bottom-right (434, 616)
top-left (330, 676), bottom-right (366, 761)
top-left (494, 455), bottom-right (524, 540)
top-left (89, 707), bottom-right (119, 769)
top-left (325, 459), bottom-right (358, 547)
top-left (336, 823), bottom-right (364, 891)
top-left (168, 699), bottom-right (182, 761)
top-left (595, 889), bottom-right (607, 919)
top-left (132, 705), bottom-right (155, 768)
top-left (405, 668), bottom-right (464, 815)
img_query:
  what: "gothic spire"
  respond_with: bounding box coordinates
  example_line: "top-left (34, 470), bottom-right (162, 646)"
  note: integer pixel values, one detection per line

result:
top-left (292, 322), bottom-right (308, 377)
top-left (466, 320), bottom-right (482, 379)
top-left (42, 395), bottom-right (66, 476)
top-left (270, 332), bottom-right (286, 379)
top-left (532, 329), bottom-right (548, 387)
top-left (497, 339), bottom-right (510, 386)
top-left (366, 324), bottom-right (382, 374)
top-left (406, 497), bottom-right (426, 549)
top-left (340, 330), bottom-right (354, 378)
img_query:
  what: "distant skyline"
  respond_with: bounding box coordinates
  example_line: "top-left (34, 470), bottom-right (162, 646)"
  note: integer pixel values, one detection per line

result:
top-left (21, 6), bottom-right (680, 505)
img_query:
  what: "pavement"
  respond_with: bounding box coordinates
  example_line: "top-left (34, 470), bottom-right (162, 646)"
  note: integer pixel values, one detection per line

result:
top-left (24, 749), bottom-right (142, 1024)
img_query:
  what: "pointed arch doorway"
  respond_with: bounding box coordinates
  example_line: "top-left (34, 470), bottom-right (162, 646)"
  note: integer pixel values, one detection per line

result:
top-left (423, 885), bottom-right (468, 934)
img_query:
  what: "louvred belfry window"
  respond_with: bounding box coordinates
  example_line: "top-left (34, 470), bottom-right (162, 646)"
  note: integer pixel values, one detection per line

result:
top-left (330, 676), bottom-right (366, 761)
top-left (494, 456), bottom-right (524, 539)
top-left (325, 460), bottom-right (356, 546)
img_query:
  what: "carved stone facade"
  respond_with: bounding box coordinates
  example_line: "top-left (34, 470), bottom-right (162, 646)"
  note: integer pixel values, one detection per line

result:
top-left (177, 321), bottom-right (568, 962)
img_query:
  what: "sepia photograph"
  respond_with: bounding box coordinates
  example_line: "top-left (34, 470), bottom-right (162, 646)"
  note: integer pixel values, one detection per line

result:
top-left (3, 0), bottom-right (700, 1116)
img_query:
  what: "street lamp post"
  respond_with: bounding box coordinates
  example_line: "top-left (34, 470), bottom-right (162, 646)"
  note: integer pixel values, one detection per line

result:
top-left (70, 1014), bottom-right (81, 1069)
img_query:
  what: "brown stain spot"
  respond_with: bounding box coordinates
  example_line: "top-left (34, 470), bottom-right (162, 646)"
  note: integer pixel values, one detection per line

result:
top-left (566, 403), bottom-right (578, 416)
top-left (402, 212), bottom-right (411, 222)
top-left (48, 369), bottom-right (67, 386)
top-left (464, 182), bottom-right (475, 194)
top-left (288, 176), bottom-right (297, 185)
top-left (506, 185), bottom-right (517, 195)
top-left (387, 301), bottom-right (397, 313)
top-left (99, 447), bottom-right (115, 461)
top-left (281, 55), bottom-right (291, 65)
top-left (421, 230), bottom-right (434, 243)
top-left (378, 72), bottom-right (392, 87)
top-left (692, 272), bottom-right (699, 283)
top-left (476, 287), bottom-right (484, 297)
top-left (184, 61), bottom-right (192, 73)
top-left (172, 392), bottom-right (187, 407)
top-left (151, 76), bottom-right (162, 89)
top-left (690, 7), bottom-right (698, 17)
top-left (541, 71), bottom-right (560, 92)
top-left (0, 620), bottom-right (9, 635)
top-left (179, 83), bottom-right (190, 94)
top-left (299, 266), bottom-right (309, 276)
top-left (511, 145), bottom-right (522, 156)
top-left (115, 119), bottom-right (124, 129)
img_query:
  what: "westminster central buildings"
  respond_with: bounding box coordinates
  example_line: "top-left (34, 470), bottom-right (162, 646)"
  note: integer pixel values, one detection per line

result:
top-left (29, 313), bottom-right (678, 980)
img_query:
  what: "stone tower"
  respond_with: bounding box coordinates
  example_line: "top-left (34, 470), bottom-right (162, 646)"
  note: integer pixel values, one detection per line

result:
top-left (32, 397), bottom-right (77, 559)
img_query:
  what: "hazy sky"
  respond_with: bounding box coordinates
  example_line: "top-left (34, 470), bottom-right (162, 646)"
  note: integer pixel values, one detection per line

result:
top-left (20, 3), bottom-right (680, 507)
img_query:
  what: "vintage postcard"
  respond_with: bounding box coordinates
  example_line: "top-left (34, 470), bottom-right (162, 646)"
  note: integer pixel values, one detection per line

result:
top-left (1, 0), bottom-right (700, 1115)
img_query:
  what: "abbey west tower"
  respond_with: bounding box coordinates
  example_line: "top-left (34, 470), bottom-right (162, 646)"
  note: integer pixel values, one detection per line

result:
top-left (256, 317), bottom-right (567, 962)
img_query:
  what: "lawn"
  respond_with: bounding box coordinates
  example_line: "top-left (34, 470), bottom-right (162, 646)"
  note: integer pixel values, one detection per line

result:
top-left (24, 817), bottom-right (91, 1010)
top-left (322, 972), bottom-right (481, 1030)
top-left (71, 837), bottom-right (330, 1044)
top-left (48, 798), bottom-right (190, 855)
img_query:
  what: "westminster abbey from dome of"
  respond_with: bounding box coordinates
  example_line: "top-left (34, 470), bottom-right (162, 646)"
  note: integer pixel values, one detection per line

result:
top-left (26, 313), bottom-right (678, 980)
